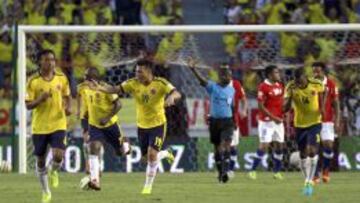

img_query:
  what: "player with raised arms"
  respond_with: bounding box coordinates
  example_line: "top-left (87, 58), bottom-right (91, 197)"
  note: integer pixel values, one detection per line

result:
top-left (94, 59), bottom-right (181, 194)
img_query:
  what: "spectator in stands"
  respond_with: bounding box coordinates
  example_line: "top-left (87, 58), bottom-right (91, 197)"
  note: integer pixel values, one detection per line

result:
top-left (280, 31), bottom-right (300, 63)
top-left (59, 0), bottom-right (78, 24)
top-left (340, 1), bottom-right (360, 23)
top-left (42, 33), bottom-right (63, 62)
top-left (224, 0), bottom-right (242, 24)
top-left (0, 32), bottom-right (13, 87)
top-left (291, 0), bottom-right (308, 24)
top-left (97, 12), bottom-right (109, 25)
top-left (243, 2), bottom-right (261, 23)
top-left (97, 1), bottom-right (114, 24)
top-left (25, 2), bottom-right (47, 25)
top-left (83, 0), bottom-right (100, 25)
top-left (259, 0), bottom-right (287, 24)
top-left (72, 47), bottom-right (90, 79)
top-left (307, 0), bottom-right (329, 24)
top-left (323, 0), bottom-right (341, 19)
top-left (315, 32), bottom-right (338, 61)
top-left (154, 31), bottom-right (184, 65)
top-left (169, 0), bottom-right (183, 17)
top-left (116, 0), bottom-right (141, 25)
top-left (236, 29), bottom-right (259, 64)
top-left (71, 8), bottom-right (84, 25)
top-left (148, 4), bottom-right (172, 25)
top-left (304, 43), bottom-right (322, 76)
top-left (223, 33), bottom-right (238, 59)
top-left (48, 7), bottom-right (65, 25)
top-left (345, 32), bottom-right (360, 58)
top-left (242, 67), bottom-right (259, 96)
top-left (257, 0), bottom-right (286, 61)
top-left (326, 7), bottom-right (342, 23)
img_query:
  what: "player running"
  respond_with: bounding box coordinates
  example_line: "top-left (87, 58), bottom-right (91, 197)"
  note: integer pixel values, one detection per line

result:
top-left (248, 65), bottom-right (285, 180)
top-left (312, 62), bottom-right (340, 184)
top-left (283, 68), bottom-right (325, 196)
top-left (94, 59), bottom-right (180, 194)
top-left (26, 49), bottom-right (71, 203)
top-left (83, 67), bottom-right (131, 190)
top-left (188, 59), bottom-right (235, 183)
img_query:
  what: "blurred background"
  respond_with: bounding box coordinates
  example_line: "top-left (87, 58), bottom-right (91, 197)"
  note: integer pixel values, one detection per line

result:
top-left (0, 0), bottom-right (359, 173)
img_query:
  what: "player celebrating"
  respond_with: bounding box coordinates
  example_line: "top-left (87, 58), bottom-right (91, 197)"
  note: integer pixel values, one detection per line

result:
top-left (84, 67), bottom-right (131, 190)
top-left (188, 59), bottom-right (235, 183)
top-left (248, 65), bottom-right (285, 180)
top-left (283, 68), bottom-right (325, 196)
top-left (312, 62), bottom-right (340, 184)
top-left (95, 59), bottom-right (180, 194)
top-left (26, 49), bottom-right (71, 203)
top-left (227, 64), bottom-right (247, 177)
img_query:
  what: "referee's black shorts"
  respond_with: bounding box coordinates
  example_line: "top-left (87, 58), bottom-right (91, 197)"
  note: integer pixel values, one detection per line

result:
top-left (209, 117), bottom-right (234, 145)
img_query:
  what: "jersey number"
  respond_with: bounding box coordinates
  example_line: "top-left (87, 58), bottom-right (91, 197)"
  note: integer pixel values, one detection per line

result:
top-left (142, 94), bottom-right (150, 103)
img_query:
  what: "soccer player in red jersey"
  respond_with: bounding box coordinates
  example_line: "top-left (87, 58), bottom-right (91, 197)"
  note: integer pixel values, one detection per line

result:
top-left (248, 65), bottom-right (285, 180)
top-left (226, 64), bottom-right (248, 177)
top-left (312, 62), bottom-right (340, 184)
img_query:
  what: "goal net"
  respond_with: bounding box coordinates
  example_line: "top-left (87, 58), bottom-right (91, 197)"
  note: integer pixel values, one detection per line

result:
top-left (17, 25), bottom-right (360, 174)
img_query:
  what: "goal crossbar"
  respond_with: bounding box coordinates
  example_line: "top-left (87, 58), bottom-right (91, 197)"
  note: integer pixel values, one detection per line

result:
top-left (18, 24), bottom-right (360, 33)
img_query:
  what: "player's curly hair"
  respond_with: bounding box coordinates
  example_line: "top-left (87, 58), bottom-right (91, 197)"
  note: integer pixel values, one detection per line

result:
top-left (312, 61), bottom-right (327, 73)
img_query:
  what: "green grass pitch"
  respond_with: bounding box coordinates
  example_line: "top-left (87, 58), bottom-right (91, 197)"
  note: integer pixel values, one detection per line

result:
top-left (1, 172), bottom-right (359, 203)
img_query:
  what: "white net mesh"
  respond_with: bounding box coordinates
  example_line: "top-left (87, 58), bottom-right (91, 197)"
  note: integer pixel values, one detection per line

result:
top-left (24, 29), bottom-right (360, 172)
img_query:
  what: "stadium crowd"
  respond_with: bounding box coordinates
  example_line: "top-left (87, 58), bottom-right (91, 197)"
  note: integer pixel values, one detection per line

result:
top-left (222, 0), bottom-right (360, 136)
top-left (0, 0), bottom-right (184, 134)
top-left (0, 0), bottom-right (359, 136)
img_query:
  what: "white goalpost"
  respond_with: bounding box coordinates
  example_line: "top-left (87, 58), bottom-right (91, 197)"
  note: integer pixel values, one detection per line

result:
top-left (17, 24), bottom-right (360, 174)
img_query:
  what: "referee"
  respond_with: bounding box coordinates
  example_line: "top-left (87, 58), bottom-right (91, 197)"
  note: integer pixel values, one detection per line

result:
top-left (187, 59), bottom-right (235, 183)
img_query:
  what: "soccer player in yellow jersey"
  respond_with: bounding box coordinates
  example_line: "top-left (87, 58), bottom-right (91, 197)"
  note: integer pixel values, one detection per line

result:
top-left (283, 68), bottom-right (325, 196)
top-left (25, 49), bottom-right (71, 203)
top-left (83, 67), bottom-right (130, 190)
top-left (95, 59), bottom-right (181, 194)
top-left (77, 71), bottom-right (91, 173)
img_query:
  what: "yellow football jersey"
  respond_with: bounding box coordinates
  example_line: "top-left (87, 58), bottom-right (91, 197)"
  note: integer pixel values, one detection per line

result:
top-left (86, 88), bottom-right (119, 128)
top-left (285, 78), bottom-right (325, 128)
top-left (77, 82), bottom-right (89, 119)
top-left (26, 72), bottom-right (70, 134)
top-left (121, 77), bottom-right (175, 129)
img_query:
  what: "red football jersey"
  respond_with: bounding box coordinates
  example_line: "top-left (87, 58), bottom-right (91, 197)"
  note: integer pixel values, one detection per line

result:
top-left (322, 77), bottom-right (339, 122)
top-left (230, 79), bottom-right (246, 126)
top-left (257, 80), bottom-right (284, 121)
